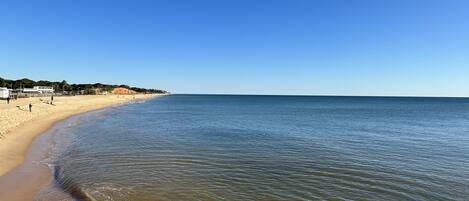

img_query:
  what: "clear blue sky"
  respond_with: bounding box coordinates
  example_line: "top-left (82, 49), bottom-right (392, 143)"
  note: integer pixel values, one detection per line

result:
top-left (1, 0), bottom-right (468, 96)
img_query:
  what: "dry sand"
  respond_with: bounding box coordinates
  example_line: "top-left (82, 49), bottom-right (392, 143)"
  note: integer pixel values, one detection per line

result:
top-left (0, 94), bottom-right (161, 200)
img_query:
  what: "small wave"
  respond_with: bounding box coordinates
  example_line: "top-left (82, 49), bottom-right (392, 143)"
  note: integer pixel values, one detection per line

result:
top-left (67, 121), bottom-right (81, 128)
top-left (84, 183), bottom-right (134, 201)
top-left (54, 166), bottom-right (96, 201)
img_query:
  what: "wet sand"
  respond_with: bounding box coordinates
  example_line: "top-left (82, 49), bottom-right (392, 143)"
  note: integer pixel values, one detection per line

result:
top-left (0, 123), bottom-right (57, 201)
top-left (0, 94), bottom-right (161, 200)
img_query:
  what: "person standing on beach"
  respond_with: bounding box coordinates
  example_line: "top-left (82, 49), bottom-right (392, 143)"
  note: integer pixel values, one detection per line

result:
top-left (6, 97), bottom-right (10, 104)
top-left (29, 103), bottom-right (32, 112)
top-left (51, 95), bottom-right (54, 104)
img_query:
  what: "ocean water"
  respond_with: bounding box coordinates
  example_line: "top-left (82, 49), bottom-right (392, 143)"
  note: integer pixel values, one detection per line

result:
top-left (36, 95), bottom-right (469, 200)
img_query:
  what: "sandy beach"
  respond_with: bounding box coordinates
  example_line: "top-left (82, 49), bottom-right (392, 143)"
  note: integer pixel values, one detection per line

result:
top-left (0, 94), bottom-right (161, 200)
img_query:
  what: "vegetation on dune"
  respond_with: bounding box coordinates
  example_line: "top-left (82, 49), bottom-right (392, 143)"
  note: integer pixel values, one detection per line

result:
top-left (0, 77), bottom-right (167, 94)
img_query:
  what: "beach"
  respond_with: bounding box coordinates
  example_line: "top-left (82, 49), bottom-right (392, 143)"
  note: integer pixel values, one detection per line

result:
top-left (0, 94), bottom-right (160, 200)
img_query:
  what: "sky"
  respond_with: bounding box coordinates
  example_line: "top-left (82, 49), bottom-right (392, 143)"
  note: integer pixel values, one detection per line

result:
top-left (0, 0), bottom-right (468, 96)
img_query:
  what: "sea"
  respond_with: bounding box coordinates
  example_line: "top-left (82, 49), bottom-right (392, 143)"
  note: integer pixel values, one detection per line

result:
top-left (35, 95), bottom-right (469, 200)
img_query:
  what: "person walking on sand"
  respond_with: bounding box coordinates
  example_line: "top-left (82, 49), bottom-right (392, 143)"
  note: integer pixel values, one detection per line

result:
top-left (51, 95), bottom-right (54, 104)
top-left (29, 103), bottom-right (32, 112)
top-left (6, 97), bottom-right (10, 104)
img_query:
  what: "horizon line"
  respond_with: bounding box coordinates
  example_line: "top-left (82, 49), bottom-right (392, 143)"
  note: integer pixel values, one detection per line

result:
top-left (173, 93), bottom-right (469, 99)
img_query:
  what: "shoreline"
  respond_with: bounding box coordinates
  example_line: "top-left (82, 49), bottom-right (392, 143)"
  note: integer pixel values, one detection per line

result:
top-left (0, 94), bottom-right (163, 200)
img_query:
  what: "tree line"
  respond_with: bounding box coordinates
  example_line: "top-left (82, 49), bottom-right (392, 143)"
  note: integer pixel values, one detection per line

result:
top-left (0, 77), bottom-right (167, 94)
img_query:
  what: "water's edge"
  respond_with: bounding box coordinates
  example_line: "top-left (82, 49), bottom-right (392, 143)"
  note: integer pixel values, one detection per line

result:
top-left (0, 98), bottom-right (157, 201)
top-left (43, 99), bottom-right (157, 200)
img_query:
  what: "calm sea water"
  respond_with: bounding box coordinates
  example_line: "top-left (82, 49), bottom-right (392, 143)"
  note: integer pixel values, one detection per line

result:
top-left (37, 95), bottom-right (469, 200)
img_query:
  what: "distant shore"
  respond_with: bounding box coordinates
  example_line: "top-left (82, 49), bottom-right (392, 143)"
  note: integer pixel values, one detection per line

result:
top-left (0, 94), bottom-right (163, 201)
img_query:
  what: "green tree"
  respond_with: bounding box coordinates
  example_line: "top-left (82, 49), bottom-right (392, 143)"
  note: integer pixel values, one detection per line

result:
top-left (0, 77), bottom-right (5, 87)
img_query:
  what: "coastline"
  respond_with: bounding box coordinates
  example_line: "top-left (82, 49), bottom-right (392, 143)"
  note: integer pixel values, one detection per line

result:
top-left (0, 94), bottom-right (163, 200)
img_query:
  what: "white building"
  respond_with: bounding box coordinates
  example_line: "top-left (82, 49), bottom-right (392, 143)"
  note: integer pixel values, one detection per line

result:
top-left (0, 87), bottom-right (9, 99)
top-left (23, 86), bottom-right (54, 94)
